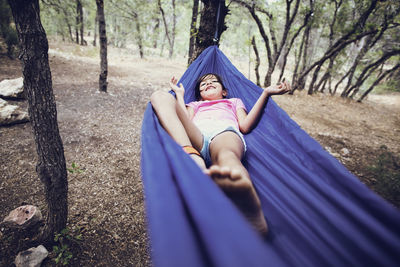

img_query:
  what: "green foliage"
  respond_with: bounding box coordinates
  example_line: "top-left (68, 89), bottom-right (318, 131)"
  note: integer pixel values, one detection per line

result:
top-left (368, 145), bottom-right (400, 207)
top-left (67, 162), bottom-right (84, 174)
top-left (53, 227), bottom-right (83, 266)
top-left (0, 0), bottom-right (18, 56)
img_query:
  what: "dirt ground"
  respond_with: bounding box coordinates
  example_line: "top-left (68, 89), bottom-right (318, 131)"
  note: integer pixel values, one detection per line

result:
top-left (1, 42), bottom-right (399, 266)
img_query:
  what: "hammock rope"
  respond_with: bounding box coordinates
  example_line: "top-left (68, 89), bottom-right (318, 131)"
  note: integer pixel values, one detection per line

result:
top-left (141, 45), bottom-right (400, 267)
top-left (213, 0), bottom-right (222, 44)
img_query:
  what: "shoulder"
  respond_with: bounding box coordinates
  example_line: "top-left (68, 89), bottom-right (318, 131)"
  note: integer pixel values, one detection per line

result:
top-left (187, 100), bottom-right (200, 108)
top-left (229, 98), bottom-right (246, 108)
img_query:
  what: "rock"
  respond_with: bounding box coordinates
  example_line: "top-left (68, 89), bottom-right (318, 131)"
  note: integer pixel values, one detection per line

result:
top-left (15, 245), bottom-right (48, 267)
top-left (2, 205), bottom-right (42, 229)
top-left (0, 77), bottom-right (24, 99)
top-left (340, 148), bottom-right (350, 156)
top-left (0, 98), bottom-right (29, 126)
top-left (330, 152), bottom-right (340, 158)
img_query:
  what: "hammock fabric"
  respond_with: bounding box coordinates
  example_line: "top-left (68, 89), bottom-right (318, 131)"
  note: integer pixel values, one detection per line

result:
top-left (141, 46), bottom-right (400, 267)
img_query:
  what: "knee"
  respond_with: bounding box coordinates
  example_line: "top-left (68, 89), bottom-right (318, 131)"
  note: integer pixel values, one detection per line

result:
top-left (150, 90), bottom-right (175, 109)
top-left (215, 148), bottom-right (241, 163)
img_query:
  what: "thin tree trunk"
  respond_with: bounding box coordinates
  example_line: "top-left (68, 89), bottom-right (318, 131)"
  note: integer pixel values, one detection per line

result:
top-left (234, 0), bottom-right (301, 87)
top-left (290, 36), bottom-right (304, 93)
top-left (134, 17), bottom-right (144, 58)
top-left (8, 0), bottom-right (68, 243)
top-left (315, 55), bottom-right (336, 93)
top-left (188, 0), bottom-right (199, 64)
top-left (158, 0), bottom-right (176, 58)
top-left (153, 18), bottom-right (160, 49)
top-left (251, 36), bottom-right (261, 86)
top-left (297, 20), bottom-right (311, 91)
top-left (340, 36), bottom-right (371, 97)
top-left (171, 0), bottom-right (176, 57)
top-left (190, 0), bottom-right (228, 64)
top-left (77, 0), bottom-right (85, 45)
top-left (293, 0), bottom-right (380, 91)
top-left (75, 0), bottom-right (79, 44)
top-left (357, 63), bottom-right (400, 102)
top-left (308, 0), bottom-right (341, 94)
top-left (93, 12), bottom-right (98, 46)
top-left (96, 0), bottom-right (107, 92)
top-left (307, 63), bottom-right (321, 95)
top-left (344, 49), bottom-right (400, 97)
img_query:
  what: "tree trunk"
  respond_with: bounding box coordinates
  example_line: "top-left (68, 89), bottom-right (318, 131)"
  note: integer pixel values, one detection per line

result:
top-left (8, 0), bottom-right (68, 243)
top-left (251, 36), bottom-right (261, 86)
top-left (357, 62), bottom-right (400, 102)
top-left (340, 36), bottom-right (371, 97)
top-left (188, 0), bottom-right (199, 64)
top-left (234, 0), bottom-right (301, 87)
top-left (75, 0), bottom-right (79, 44)
top-left (307, 63), bottom-right (321, 95)
top-left (158, 0), bottom-right (176, 58)
top-left (296, 20), bottom-right (311, 91)
top-left (96, 0), bottom-right (107, 92)
top-left (134, 17), bottom-right (144, 58)
top-left (77, 0), bottom-right (85, 45)
top-left (93, 12), bottom-right (98, 46)
top-left (344, 49), bottom-right (400, 98)
top-left (315, 55), bottom-right (336, 93)
top-left (293, 0), bottom-right (379, 92)
top-left (189, 0), bottom-right (228, 64)
top-left (290, 28), bottom-right (306, 93)
top-left (153, 17), bottom-right (160, 49)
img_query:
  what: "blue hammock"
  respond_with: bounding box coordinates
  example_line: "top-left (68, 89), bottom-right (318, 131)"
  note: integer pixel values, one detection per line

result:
top-left (141, 46), bottom-right (400, 267)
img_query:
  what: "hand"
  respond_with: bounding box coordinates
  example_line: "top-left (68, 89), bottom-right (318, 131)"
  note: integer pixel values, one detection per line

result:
top-left (265, 80), bottom-right (291, 96)
top-left (169, 76), bottom-right (185, 96)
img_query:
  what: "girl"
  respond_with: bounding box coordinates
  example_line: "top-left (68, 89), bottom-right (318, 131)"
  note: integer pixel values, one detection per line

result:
top-left (150, 73), bottom-right (290, 236)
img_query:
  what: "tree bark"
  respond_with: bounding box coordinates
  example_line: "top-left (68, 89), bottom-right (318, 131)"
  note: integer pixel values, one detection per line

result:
top-left (251, 36), bottom-right (261, 86)
top-left (93, 11), bottom-right (98, 46)
top-left (75, 0), bottom-right (79, 44)
top-left (344, 49), bottom-right (400, 98)
top-left (41, 0), bottom-right (74, 42)
top-left (153, 17), bottom-right (160, 49)
top-left (8, 0), bottom-right (68, 243)
top-left (290, 32), bottom-right (305, 93)
top-left (158, 0), bottom-right (176, 58)
top-left (235, 0), bottom-right (301, 87)
top-left (293, 0), bottom-right (379, 91)
top-left (77, 0), bottom-right (85, 45)
top-left (357, 62), bottom-right (400, 102)
top-left (340, 36), bottom-right (372, 97)
top-left (134, 16), bottom-right (144, 58)
top-left (297, 18), bottom-right (311, 91)
top-left (188, 0), bottom-right (199, 64)
top-left (96, 0), bottom-right (107, 92)
top-left (189, 0), bottom-right (228, 64)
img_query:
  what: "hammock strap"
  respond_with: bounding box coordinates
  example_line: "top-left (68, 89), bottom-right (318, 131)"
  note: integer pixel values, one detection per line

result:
top-left (213, 0), bottom-right (222, 44)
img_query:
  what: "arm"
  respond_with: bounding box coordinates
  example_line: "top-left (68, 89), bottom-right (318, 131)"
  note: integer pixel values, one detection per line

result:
top-left (238, 81), bottom-right (290, 134)
top-left (169, 76), bottom-right (190, 118)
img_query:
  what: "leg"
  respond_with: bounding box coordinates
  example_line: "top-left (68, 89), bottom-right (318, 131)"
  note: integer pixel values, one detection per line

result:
top-left (207, 131), bottom-right (268, 236)
top-left (150, 91), bottom-right (205, 169)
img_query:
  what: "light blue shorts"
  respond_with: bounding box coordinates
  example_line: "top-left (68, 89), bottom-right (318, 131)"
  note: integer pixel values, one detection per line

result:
top-left (199, 126), bottom-right (247, 166)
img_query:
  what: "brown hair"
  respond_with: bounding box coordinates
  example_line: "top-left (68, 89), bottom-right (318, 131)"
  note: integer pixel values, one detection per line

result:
top-left (194, 73), bottom-right (227, 100)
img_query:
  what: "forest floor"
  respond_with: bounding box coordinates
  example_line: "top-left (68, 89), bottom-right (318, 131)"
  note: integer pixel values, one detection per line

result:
top-left (1, 41), bottom-right (399, 266)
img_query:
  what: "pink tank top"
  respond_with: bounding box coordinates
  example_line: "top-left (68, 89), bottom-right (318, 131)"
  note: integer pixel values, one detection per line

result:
top-left (187, 98), bottom-right (247, 130)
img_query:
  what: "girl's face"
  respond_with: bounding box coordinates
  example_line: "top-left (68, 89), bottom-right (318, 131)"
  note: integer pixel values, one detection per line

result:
top-left (198, 75), bottom-right (227, 101)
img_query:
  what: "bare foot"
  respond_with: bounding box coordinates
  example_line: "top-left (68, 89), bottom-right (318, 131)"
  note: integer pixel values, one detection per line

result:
top-left (206, 165), bottom-right (268, 236)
